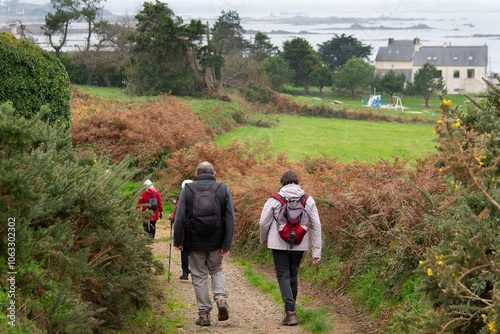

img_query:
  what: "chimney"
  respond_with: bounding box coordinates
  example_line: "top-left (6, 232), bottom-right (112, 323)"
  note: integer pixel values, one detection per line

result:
top-left (388, 38), bottom-right (394, 45)
top-left (413, 37), bottom-right (422, 52)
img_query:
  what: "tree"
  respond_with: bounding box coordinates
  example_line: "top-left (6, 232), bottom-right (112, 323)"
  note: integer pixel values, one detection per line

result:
top-left (318, 33), bottom-right (372, 71)
top-left (0, 32), bottom-right (71, 124)
top-left (41, 0), bottom-right (80, 58)
top-left (211, 10), bottom-right (250, 57)
top-left (309, 66), bottom-right (334, 98)
top-left (42, 0), bottom-right (108, 84)
top-left (406, 63), bottom-right (446, 107)
top-left (251, 31), bottom-right (278, 62)
top-left (333, 57), bottom-right (374, 100)
top-left (282, 37), bottom-right (321, 92)
top-left (130, 1), bottom-right (206, 95)
top-left (378, 70), bottom-right (406, 103)
top-left (198, 42), bottom-right (225, 86)
top-left (91, 15), bottom-right (136, 87)
top-left (263, 56), bottom-right (295, 93)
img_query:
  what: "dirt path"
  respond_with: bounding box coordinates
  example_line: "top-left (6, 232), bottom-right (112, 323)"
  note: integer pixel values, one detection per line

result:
top-left (151, 220), bottom-right (378, 334)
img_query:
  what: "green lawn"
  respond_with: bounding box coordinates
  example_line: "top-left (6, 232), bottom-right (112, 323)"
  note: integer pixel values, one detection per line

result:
top-left (283, 85), bottom-right (472, 121)
top-left (215, 115), bottom-right (437, 163)
top-left (73, 85), bottom-right (161, 102)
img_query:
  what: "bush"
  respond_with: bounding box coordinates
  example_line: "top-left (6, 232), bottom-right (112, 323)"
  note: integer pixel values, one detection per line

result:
top-left (0, 32), bottom-right (71, 125)
top-left (0, 102), bottom-right (162, 332)
top-left (70, 89), bottom-right (211, 172)
top-left (393, 81), bottom-right (500, 333)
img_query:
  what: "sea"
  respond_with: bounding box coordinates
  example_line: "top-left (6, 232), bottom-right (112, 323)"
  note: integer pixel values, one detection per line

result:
top-left (2, 4), bottom-right (499, 74)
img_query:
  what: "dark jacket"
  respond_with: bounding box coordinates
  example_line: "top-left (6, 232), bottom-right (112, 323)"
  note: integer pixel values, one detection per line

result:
top-left (173, 173), bottom-right (235, 251)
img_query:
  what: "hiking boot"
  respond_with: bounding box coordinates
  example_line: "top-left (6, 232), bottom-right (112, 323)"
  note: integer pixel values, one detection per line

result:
top-left (179, 272), bottom-right (189, 280)
top-left (217, 300), bottom-right (229, 321)
top-left (282, 311), bottom-right (298, 326)
top-left (195, 313), bottom-right (210, 326)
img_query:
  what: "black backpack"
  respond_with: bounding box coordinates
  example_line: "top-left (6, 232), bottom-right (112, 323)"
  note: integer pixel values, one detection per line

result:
top-left (271, 193), bottom-right (309, 249)
top-left (187, 182), bottom-right (222, 237)
top-left (147, 191), bottom-right (158, 211)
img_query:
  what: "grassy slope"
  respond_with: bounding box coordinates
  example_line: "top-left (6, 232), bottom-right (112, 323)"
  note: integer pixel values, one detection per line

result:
top-left (216, 115), bottom-right (436, 163)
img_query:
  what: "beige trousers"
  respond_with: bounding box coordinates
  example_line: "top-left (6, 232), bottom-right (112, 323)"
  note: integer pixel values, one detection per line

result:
top-left (189, 250), bottom-right (228, 314)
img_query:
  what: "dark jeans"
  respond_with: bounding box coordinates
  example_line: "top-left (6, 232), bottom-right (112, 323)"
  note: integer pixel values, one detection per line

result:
top-left (272, 249), bottom-right (305, 312)
top-left (143, 220), bottom-right (156, 238)
top-left (181, 249), bottom-right (190, 274)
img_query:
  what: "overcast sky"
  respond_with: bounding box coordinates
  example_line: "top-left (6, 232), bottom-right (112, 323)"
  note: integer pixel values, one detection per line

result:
top-left (101, 0), bottom-right (498, 17)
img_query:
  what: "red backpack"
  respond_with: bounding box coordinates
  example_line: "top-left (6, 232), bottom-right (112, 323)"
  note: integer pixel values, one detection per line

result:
top-left (271, 193), bottom-right (309, 249)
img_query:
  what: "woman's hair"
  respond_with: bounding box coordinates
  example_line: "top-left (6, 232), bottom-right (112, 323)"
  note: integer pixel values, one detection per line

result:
top-left (280, 170), bottom-right (299, 186)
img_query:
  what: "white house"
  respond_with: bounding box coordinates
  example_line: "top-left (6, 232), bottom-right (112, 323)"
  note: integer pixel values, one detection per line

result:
top-left (375, 38), bottom-right (488, 94)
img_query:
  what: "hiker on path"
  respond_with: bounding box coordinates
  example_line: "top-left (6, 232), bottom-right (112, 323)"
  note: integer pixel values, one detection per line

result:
top-left (137, 179), bottom-right (163, 239)
top-left (173, 161), bottom-right (235, 326)
top-left (259, 170), bottom-right (322, 326)
top-left (169, 179), bottom-right (193, 280)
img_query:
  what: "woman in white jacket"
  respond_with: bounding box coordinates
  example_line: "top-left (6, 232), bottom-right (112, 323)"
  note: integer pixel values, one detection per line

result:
top-left (259, 170), bottom-right (322, 326)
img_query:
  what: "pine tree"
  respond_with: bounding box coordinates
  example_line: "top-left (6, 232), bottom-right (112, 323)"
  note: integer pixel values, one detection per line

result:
top-left (0, 102), bottom-right (163, 332)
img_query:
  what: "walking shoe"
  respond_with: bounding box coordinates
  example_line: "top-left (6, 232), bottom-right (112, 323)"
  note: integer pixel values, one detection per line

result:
top-left (217, 300), bottom-right (229, 321)
top-left (282, 311), bottom-right (298, 326)
top-left (179, 272), bottom-right (189, 280)
top-left (195, 313), bottom-right (210, 326)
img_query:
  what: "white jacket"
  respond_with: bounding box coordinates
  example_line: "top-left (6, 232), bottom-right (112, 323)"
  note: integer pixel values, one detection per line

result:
top-left (259, 184), bottom-right (322, 258)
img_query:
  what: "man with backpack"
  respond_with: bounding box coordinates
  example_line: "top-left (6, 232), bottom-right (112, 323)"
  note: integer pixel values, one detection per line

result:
top-left (259, 170), bottom-right (322, 326)
top-left (173, 161), bottom-right (235, 326)
top-left (137, 179), bottom-right (163, 240)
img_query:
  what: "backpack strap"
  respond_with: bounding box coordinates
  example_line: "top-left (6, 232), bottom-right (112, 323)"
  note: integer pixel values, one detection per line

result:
top-left (270, 193), bottom-right (286, 206)
top-left (299, 194), bottom-right (309, 207)
top-left (187, 182), bottom-right (221, 195)
top-left (186, 182), bottom-right (198, 195)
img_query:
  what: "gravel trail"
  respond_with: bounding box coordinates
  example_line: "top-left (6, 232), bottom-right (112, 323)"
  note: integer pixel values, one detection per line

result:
top-left (151, 220), bottom-right (378, 334)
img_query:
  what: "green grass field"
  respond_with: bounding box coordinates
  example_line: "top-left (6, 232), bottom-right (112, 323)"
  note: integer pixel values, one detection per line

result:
top-left (215, 115), bottom-right (437, 163)
top-left (73, 85), bottom-right (439, 163)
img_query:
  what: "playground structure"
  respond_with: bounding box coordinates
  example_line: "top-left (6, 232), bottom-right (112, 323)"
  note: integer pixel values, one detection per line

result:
top-left (364, 95), bottom-right (405, 110)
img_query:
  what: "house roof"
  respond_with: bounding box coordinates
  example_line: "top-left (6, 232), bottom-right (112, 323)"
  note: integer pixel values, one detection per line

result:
top-left (413, 46), bottom-right (488, 66)
top-left (375, 40), bottom-right (416, 62)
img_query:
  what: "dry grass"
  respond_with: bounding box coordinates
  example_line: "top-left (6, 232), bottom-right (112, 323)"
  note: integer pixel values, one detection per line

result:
top-left (70, 88), bottom-right (213, 166)
top-left (160, 141), bottom-right (448, 268)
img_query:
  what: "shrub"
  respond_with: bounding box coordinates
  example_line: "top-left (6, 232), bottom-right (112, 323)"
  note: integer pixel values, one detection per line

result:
top-left (70, 89), bottom-right (211, 171)
top-left (393, 81), bottom-right (500, 333)
top-left (0, 102), bottom-right (162, 332)
top-left (0, 32), bottom-right (71, 125)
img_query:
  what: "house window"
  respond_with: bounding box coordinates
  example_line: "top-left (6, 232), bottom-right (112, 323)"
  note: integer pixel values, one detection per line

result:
top-left (437, 70), bottom-right (443, 77)
top-left (453, 56), bottom-right (458, 61)
top-left (467, 69), bottom-right (475, 78)
top-left (453, 70), bottom-right (460, 78)
top-left (427, 56), bottom-right (432, 60)
top-left (468, 56), bottom-right (474, 61)
top-left (433, 56), bottom-right (438, 60)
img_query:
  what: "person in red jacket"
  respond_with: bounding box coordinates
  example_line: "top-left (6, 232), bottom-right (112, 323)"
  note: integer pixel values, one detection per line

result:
top-left (169, 179), bottom-right (193, 280)
top-left (137, 179), bottom-right (163, 239)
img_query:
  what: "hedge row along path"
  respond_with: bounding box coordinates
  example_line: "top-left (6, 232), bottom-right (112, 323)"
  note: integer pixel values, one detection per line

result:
top-left (150, 220), bottom-right (379, 333)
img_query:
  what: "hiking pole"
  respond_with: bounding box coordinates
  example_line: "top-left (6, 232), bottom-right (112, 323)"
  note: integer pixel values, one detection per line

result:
top-left (168, 221), bottom-right (173, 283)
